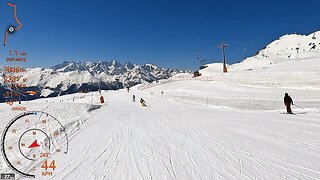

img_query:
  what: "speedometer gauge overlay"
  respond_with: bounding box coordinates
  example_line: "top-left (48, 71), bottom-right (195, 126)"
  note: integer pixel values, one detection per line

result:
top-left (1, 111), bottom-right (68, 178)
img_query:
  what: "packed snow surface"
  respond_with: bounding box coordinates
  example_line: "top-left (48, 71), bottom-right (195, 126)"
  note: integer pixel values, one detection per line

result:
top-left (1, 79), bottom-right (320, 179)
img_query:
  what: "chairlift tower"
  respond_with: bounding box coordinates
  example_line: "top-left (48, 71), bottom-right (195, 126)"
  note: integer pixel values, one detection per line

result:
top-left (219, 42), bottom-right (228, 73)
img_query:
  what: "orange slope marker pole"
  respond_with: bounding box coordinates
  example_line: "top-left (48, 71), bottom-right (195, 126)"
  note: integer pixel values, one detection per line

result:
top-left (4, 2), bottom-right (23, 46)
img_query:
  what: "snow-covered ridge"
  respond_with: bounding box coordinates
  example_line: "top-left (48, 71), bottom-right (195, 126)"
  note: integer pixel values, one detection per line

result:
top-left (188, 31), bottom-right (320, 90)
top-left (231, 31), bottom-right (320, 72)
top-left (199, 31), bottom-right (320, 74)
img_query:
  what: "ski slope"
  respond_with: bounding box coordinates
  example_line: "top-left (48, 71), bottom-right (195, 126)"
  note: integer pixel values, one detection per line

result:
top-left (1, 79), bottom-right (319, 179)
top-left (51, 85), bottom-right (320, 179)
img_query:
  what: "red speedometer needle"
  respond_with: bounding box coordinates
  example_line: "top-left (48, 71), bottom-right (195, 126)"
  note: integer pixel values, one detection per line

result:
top-left (28, 140), bottom-right (40, 148)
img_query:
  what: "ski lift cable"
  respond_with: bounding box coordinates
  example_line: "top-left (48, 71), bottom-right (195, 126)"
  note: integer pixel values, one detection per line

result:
top-left (196, 52), bottom-right (208, 66)
top-left (196, 52), bottom-right (200, 61)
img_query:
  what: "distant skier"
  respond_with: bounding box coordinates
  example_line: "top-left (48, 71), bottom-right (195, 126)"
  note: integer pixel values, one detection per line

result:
top-left (284, 93), bottom-right (294, 114)
top-left (100, 95), bottom-right (105, 104)
top-left (140, 98), bottom-right (147, 107)
top-left (132, 95), bottom-right (136, 102)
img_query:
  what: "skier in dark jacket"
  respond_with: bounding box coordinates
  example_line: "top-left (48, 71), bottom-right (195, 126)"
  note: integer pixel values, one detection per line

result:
top-left (140, 98), bottom-right (147, 107)
top-left (284, 93), bottom-right (293, 114)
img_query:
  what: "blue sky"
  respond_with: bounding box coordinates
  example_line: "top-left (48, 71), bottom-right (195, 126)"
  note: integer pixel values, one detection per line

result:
top-left (1, 0), bottom-right (319, 70)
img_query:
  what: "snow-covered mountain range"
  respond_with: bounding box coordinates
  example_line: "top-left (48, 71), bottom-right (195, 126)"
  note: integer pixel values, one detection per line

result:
top-left (0, 61), bottom-right (185, 99)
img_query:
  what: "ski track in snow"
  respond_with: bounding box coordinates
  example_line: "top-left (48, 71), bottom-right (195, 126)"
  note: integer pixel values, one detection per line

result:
top-left (0, 82), bottom-right (320, 179)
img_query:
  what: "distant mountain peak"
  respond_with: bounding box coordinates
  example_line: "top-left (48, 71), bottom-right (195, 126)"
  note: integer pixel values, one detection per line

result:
top-left (8, 60), bottom-right (188, 98)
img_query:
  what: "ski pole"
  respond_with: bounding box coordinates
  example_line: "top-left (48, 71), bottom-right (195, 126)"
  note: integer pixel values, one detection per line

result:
top-left (293, 104), bottom-right (304, 109)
